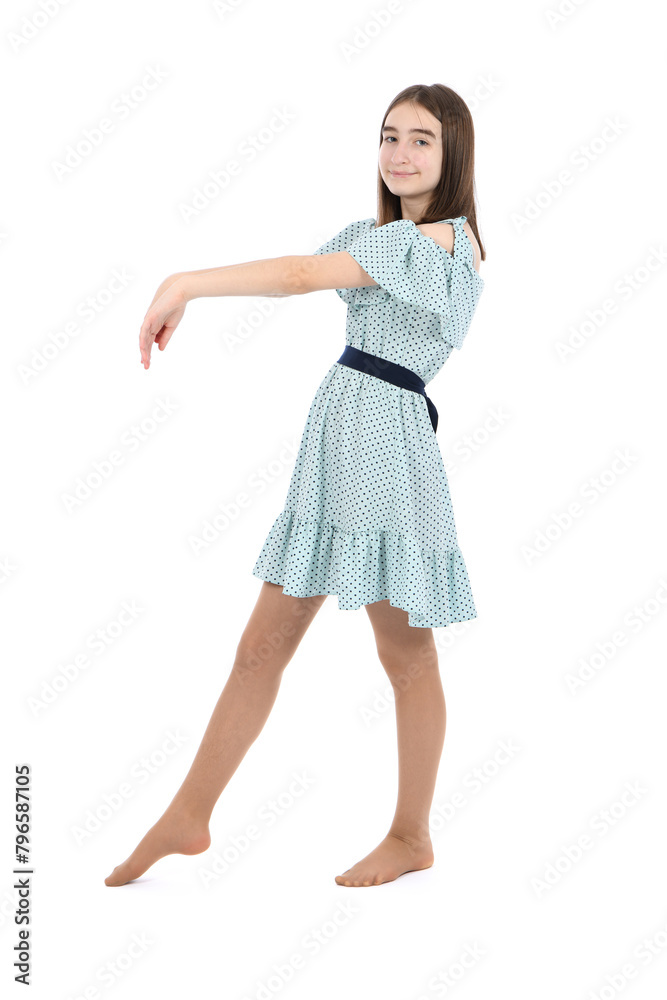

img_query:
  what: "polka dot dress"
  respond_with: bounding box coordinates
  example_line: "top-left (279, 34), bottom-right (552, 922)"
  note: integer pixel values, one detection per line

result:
top-left (251, 216), bottom-right (485, 627)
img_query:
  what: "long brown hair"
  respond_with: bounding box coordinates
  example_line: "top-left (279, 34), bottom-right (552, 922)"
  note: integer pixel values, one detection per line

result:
top-left (376, 83), bottom-right (485, 262)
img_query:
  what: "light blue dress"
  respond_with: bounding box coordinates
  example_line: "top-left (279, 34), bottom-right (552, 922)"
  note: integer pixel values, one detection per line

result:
top-left (251, 215), bottom-right (485, 627)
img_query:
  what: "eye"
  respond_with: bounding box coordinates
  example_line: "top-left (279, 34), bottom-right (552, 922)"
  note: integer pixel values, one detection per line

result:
top-left (383, 136), bottom-right (429, 146)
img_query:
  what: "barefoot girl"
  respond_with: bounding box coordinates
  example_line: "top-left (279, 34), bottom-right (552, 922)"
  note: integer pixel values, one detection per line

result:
top-left (105, 83), bottom-right (485, 889)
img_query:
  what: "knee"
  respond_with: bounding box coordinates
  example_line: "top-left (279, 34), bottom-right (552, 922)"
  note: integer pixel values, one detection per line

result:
top-left (232, 630), bottom-right (293, 683)
top-left (376, 640), bottom-right (439, 687)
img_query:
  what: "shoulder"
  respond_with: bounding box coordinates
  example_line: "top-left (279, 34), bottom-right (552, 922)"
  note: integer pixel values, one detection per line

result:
top-left (415, 221), bottom-right (455, 256)
top-left (415, 219), bottom-right (482, 275)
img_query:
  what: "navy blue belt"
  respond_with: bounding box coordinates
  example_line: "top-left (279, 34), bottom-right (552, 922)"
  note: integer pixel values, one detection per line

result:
top-left (336, 344), bottom-right (438, 433)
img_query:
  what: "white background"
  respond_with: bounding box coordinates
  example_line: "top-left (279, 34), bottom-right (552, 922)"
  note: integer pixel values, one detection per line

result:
top-left (2, 0), bottom-right (666, 997)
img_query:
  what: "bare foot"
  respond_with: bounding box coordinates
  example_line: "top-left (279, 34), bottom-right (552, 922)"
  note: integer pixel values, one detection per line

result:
top-left (104, 806), bottom-right (211, 886)
top-left (334, 833), bottom-right (434, 887)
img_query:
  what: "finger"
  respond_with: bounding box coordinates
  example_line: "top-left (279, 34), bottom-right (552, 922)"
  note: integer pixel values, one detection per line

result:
top-left (155, 327), bottom-right (175, 351)
top-left (139, 314), bottom-right (157, 350)
top-left (141, 311), bottom-right (155, 340)
top-left (139, 329), bottom-right (157, 367)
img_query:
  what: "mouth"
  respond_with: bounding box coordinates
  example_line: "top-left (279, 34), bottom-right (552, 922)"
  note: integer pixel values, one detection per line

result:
top-left (390, 171), bottom-right (416, 177)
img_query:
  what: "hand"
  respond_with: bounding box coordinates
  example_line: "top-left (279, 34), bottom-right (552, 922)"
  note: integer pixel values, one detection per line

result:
top-left (139, 279), bottom-right (188, 369)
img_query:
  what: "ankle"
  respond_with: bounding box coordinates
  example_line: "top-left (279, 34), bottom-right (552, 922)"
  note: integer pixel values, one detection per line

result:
top-left (387, 827), bottom-right (432, 849)
top-left (164, 798), bottom-right (211, 830)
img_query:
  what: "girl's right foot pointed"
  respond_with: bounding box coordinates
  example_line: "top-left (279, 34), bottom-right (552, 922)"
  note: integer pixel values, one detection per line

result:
top-left (104, 806), bottom-right (211, 886)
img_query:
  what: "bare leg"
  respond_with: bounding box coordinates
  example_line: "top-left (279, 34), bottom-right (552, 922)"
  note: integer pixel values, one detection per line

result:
top-left (104, 582), bottom-right (327, 886)
top-left (334, 599), bottom-right (444, 886)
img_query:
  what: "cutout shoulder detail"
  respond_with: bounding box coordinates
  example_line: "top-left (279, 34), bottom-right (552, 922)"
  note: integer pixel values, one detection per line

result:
top-left (403, 218), bottom-right (483, 281)
top-left (416, 221), bottom-right (456, 259)
top-left (342, 217), bottom-right (484, 351)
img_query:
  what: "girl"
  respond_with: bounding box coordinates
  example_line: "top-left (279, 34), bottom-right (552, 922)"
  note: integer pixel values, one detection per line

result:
top-left (105, 82), bottom-right (485, 889)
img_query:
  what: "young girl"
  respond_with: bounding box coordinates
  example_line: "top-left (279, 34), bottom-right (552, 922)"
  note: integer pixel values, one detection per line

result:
top-left (105, 83), bottom-right (485, 889)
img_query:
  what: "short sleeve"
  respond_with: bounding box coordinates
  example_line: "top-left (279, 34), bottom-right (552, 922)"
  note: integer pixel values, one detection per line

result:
top-left (312, 219), bottom-right (376, 306)
top-left (344, 217), bottom-right (483, 351)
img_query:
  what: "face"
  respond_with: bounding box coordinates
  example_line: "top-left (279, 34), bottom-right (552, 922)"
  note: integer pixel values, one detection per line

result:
top-left (378, 102), bottom-right (443, 218)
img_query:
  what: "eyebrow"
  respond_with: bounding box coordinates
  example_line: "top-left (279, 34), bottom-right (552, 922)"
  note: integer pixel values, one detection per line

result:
top-left (381, 125), bottom-right (438, 139)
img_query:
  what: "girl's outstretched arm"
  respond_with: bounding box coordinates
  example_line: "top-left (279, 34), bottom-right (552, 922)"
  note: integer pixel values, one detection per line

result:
top-left (138, 256), bottom-right (303, 368)
top-left (139, 251), bottom-right (375, 368)
top-left (147, 261), bottom-right (295, 312)
top-left (180, 251), bottom-right (376, 301)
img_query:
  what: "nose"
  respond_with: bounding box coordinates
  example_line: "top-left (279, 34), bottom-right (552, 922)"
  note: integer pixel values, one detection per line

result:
top-left (390, 148), bottom-right (410, 164)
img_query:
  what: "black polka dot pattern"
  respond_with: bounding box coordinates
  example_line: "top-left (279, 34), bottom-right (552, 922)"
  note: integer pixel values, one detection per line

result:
top-left (251, 216), bottom-right (485, 627)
